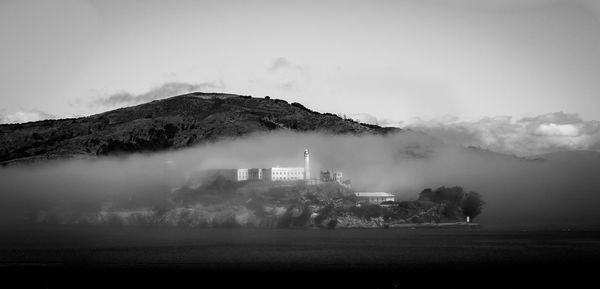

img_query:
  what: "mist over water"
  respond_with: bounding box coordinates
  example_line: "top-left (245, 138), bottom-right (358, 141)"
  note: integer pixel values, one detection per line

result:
top-left (1, 130), bottom-right (599, 227)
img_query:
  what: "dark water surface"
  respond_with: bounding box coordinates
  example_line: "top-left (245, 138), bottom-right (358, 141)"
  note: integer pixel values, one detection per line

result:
top-left (1, 225), bottom-right (600, 288)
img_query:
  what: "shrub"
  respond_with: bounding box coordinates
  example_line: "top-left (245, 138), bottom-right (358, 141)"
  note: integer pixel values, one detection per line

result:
top-left (314, 203), bottom-right (334, 225)
top-left (326, 219), bottom-right (337, 229)
top-left (397, 201), bottom-right (418, 210)
top-left (350, 204), bottom-right (383, 220)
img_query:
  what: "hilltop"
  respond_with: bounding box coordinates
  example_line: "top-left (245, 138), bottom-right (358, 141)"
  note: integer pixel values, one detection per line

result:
top-left (0, 93), bottom-right (399, 165)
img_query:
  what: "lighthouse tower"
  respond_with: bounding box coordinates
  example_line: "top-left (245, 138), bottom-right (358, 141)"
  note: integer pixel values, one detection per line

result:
top-left (304, 149), bottom-right (310, 180)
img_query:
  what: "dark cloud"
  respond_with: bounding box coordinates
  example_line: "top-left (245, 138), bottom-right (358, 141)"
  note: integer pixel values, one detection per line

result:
top-left (95, 81), bottom-right (225, 107)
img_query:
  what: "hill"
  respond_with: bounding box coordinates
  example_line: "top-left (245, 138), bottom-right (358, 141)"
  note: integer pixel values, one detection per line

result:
top-left (0, 93), bottom-right (398, 165)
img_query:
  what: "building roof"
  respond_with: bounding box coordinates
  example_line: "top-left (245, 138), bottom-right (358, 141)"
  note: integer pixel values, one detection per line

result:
top-left (270, 167), bottom-right (304, 170)
top-left (354, 192), bottom-right (395, 197)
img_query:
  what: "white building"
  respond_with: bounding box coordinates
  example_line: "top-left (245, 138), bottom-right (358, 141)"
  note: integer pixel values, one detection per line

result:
top-left (205, 148), bottom-right (316, 182)
top-left (354, 192), bottom-right (395, 205)
top-left (208, 167), bottom-right (307, 182)
top-left (263, 167), bottom-right (305, 181)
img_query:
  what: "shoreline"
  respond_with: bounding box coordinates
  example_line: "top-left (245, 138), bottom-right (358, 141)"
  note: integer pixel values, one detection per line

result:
top-left (334, 221), bottom-right (481, 229)
top-left (387, 222), bottom-right (480, 229)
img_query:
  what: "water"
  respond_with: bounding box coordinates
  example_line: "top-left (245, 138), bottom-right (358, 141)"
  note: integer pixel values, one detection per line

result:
top-left (1, 225), bottom-right (600, 288)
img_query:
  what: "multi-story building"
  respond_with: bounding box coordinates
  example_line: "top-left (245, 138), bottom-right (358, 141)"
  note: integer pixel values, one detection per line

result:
top-left (263, 167), bottom-right (305, 181)
top-left (203, 149), bottom-right (347, 183)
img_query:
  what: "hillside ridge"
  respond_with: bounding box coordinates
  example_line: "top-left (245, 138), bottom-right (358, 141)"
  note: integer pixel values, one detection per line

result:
top-left (0, 93), bottom-right (399, 165)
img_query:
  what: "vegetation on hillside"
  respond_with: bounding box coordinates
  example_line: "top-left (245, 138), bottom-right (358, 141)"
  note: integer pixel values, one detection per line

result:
top-left (0, 94), bottom-right (399, 165)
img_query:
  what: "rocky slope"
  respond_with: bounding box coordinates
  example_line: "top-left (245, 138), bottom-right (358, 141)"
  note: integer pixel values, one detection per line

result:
top-left (0, 93), bottom-right (399, 165)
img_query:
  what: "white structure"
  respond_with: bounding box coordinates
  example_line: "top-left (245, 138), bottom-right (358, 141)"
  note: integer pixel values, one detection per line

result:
top-left (208, 167), bottom-right (306, 182)
top-left (263, 167), bottom-right (305, 181)
top-left (304, 149), bottom-right (310, 180)
top-left (354, 192), bottom-right (395, 205)
top-left (204, 149), bottom-right (323, 183)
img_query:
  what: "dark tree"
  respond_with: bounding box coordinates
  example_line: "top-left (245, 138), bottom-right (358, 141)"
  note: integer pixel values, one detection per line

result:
top-left (432, 186), bottom-right (465, 205)
top-left (462, 191), bottom-right (484, 220)
top-left (418, 188), bottom-right (434, 202)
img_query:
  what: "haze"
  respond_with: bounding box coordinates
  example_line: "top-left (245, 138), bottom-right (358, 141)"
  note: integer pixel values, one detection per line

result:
top-left (1, 131), bottom-right (599, 227)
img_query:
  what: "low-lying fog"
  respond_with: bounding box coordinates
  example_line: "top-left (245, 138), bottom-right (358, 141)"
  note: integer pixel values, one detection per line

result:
top-left (1, 130), bottom-right (599, 227)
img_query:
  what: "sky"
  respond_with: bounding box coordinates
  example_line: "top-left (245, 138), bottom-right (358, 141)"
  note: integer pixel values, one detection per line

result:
top-left (1, 0), bottom-right (600, 154)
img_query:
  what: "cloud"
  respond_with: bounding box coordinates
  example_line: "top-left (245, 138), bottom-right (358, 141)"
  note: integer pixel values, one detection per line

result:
top-left (268, 57), bottom-right (293, 72)
top-left (95, 81), bottom-right (225, 107)
top-left (265, 57), bottom-right (310, 91)
top-left (406, 112), bottom-right (600, 156)
top-left (534, 123), bottom-right (579, 137)
top-left (0, 110), bottom-right (56, 124)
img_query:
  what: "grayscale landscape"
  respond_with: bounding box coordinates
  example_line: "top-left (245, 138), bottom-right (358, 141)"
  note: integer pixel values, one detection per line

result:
top-left (1, 1), bottom-right (600, 288)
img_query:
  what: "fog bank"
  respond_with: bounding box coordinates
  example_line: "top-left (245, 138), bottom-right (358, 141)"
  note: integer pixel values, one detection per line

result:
top-left (1, 130), bottom-right (599, 227)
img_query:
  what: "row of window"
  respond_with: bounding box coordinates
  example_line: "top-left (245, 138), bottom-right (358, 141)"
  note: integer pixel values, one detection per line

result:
top-left (368, 198), bottom-right (394, 202)
top-left (272, 171), bottom-right (302, 175)
top-left (272, 176), bottom-right (303, 180)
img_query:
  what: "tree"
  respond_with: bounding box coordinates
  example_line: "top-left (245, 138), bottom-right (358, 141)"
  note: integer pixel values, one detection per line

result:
top-left (418, 188), bottom-right (434, 201)
top-left (433, 186), bottom-right (465, 205)
top-left (462, 191), bottom-right (484, 220)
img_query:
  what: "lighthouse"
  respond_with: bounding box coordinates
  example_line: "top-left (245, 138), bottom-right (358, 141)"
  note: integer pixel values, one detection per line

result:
top-left (304, 149), bottom-right (310, 180)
